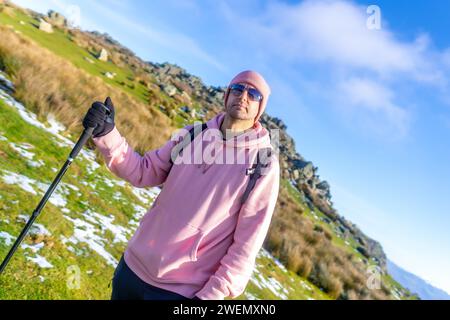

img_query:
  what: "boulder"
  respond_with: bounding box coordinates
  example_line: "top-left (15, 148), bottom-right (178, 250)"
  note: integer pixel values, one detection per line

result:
top-left (292, 169), bottom-right (300, 180)
top-left (47, 10), bottom-right (66, 27)
top-left (294, 160), bottom-right (315, 180)
top-left (104, 72), bottom-right (115, 79)
top-left (180, 91), bottom-right (192, 102)
top-left (161, 84), bottom-right (177, 97)
top-left (98, 48), bottom-right (108, 62)
top-left (39, 19), bottom-right (53, 33)
top-left (316, 180), bottom-right (330, 191)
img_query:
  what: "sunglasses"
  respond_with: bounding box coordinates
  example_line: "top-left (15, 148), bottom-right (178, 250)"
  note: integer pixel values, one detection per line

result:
top-left (229, 83), bottom-right (263, 102)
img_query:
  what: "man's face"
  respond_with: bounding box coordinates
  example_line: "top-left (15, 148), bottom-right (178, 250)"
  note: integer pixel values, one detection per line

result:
top-left (225, 82), bottom-right (260, 122)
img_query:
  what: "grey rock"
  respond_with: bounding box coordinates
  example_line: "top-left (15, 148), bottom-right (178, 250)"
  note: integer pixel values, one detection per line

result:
top-left (39, 19), bottom-right (53, 33)
top-left (98, 48), bottom-right (108, 62)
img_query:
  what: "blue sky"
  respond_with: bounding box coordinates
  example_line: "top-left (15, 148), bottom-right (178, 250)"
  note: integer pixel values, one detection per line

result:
top-left (11, 0), bottom-right (450, 294)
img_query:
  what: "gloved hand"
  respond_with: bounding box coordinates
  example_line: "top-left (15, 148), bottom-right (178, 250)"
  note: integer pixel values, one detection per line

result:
top-left (82, 97), bottom-right (115, 138)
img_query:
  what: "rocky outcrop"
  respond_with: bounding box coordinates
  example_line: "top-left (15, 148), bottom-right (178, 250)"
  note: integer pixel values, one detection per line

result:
top-left (47, 10), bottom-right (66, 27)
top-left (161, 83), bottom-right (177, 97)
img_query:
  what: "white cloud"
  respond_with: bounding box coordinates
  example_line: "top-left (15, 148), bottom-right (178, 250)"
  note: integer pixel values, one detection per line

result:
top-left (337, 77), bottom-right (411, 138)
top-left (218, 0), bottom-right (450, 139)
top-left (223, 0), bottom-right (444, 81)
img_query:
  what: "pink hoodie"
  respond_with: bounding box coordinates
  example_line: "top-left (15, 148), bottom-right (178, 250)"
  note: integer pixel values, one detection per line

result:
top-left (92, 112), bottom-right (280, 300)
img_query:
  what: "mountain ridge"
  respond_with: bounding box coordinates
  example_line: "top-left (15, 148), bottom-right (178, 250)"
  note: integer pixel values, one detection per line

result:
top-left (387, 259), bottom-right (450, 300)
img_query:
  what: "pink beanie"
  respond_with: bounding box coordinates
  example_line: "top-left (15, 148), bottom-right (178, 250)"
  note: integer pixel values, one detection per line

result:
top-left (224, 70), bottom-right (271, 123)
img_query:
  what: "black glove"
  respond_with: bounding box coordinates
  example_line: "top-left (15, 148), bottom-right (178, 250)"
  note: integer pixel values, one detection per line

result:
top-left (82, 97), bottom-right (115, 138)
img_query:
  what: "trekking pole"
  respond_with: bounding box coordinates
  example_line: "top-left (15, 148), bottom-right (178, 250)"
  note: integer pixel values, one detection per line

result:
top-left (0, 105), bottom-right (110, 275)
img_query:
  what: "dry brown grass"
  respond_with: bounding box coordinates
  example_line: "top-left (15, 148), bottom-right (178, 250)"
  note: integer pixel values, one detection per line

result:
top-left (265, 183), bottom-right (392, 300)
top-left (0, 26), bottom-right (173, 154)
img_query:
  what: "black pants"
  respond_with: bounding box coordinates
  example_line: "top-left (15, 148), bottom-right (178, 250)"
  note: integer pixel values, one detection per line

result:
top-left (111, 255), bottom-right (197, 300)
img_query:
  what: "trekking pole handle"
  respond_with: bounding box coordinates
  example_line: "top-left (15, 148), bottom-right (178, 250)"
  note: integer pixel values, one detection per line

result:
top-left (69, 126), bottom-right (95, 159)
top-left (70, 102), bottom-right (111, 159)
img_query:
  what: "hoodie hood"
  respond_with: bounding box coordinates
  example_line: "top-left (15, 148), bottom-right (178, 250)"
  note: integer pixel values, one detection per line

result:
top-left (192, 112), bottom-right (273, 174)
top-left (205, 112), bottom-right (272, 149)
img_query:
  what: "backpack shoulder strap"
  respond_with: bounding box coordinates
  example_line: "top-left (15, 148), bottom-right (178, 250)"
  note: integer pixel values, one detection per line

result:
top-left (240, 147), bottom-right (272, 205)
top-left (169, 122), bottom-right (207, 165)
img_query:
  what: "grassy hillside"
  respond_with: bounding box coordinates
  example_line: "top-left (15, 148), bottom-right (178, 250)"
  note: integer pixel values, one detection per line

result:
top-left (0, 5), bottom-right (204, 129)
top-left (0, 7), bottom-right (148, 105)
top-left (271, 179), bottom-right (417, 299)
top-left (0, 3), bottom-right (417, 300)
top-left (0, 80), bottom-right (331, 299)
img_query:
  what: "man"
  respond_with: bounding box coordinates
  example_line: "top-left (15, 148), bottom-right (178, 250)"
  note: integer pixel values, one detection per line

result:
top-left (82, 70), bottom-right (280, 300)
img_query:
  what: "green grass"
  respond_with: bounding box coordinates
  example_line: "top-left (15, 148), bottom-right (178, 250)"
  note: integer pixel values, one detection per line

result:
top-left (0, 97), bottom-right (143, 299)
top-left (0, 8), bottom-right (212, 130)
top-left (233, 250), bottom-right (331, 300)
top-left (0, 9), bottom-right (150, 105)
top-left (1, 90), bottom-right (331, 300)
top-left (382, 273), bottom-right (419, 300)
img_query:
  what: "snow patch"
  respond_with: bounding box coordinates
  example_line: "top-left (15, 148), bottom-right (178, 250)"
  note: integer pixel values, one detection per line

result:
top-left (260, 248), bottom-right (288, 273)
top-left (2, 170), bottom-right (38, 195)
top-left (27, 159), bottom-right (46, 168)
top-left (82, 209), bottom-right (131, 244)
top-left (112, 191), bottom-right (124, 201)
top-left (17, 214), bottom-right (51, 236)
top-left (0, 80), bottom-right (87, 160)
top-left (46, 113), bottom-right (66, 136)
top-left (61, 212), bottom-right (121, 267)
top-left (131, 186), bottom-right (159, 205)
top-left (35, 181), bottom-right (68, 207)
top-left (129, 204), bottom-right (148, 228)
top-left (0, 71), bottom-right (14, 91)
top-left (1, 170), bottom-right (69, 208)
top-left (9, 141), bottom-right (45, 167)
top-left (245, 292), bottom-right (258, 300)
top-left (79, 149), bottom-right (100, 175)
top-left (9, 142), bottom-right (35, 160)
top-left (251, 268), bottom-right (289, 300)
top-left (0, 231), bottom-right (15, 246)
top-left (19, 237), bottom-right (53, 269)
top-left (26, 254), bottom-right (53, 268)
top-left (249, 249), bottom-right (291, 299)
top-left (21, 242), bottom-right (45, 253)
